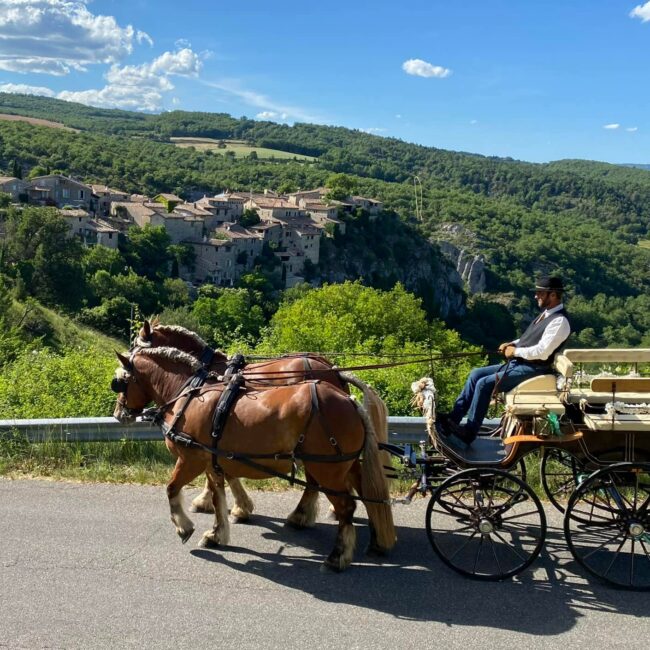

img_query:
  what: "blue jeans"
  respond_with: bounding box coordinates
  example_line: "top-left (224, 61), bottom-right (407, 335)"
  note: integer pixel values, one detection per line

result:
top-left (450, 360), bottom-right (551, 433)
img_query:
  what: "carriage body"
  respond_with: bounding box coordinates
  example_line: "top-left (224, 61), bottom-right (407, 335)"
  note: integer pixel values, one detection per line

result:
top-left (399, 348), bottom-right (650, 589)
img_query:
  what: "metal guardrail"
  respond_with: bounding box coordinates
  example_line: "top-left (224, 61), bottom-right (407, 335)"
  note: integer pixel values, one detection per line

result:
top-left (0, 416), bottom-right (435, 445)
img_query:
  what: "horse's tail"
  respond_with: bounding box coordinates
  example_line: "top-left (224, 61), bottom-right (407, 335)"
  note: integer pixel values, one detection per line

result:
top-left (338, 373), bottom-right (388, 444)
top-left (353, 401), bottom-right (396, 552)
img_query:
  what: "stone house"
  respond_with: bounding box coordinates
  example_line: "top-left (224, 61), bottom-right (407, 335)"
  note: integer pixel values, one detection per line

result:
top-left (59, 208), bottom-right (119, 249)
top-left (0, 176), bottom-right (29, 202)
top-left (28, 174), bottom-right (92, 208)
top-left (90, 184), bottom-right (130, 217)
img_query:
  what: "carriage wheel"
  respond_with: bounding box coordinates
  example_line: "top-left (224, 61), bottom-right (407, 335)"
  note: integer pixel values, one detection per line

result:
top-left (541, 448), bottom-right (585, 514)
top-left (425, 468), bottom-right (546, 581)
top-left (437, 458), bottom-right (527, 517)
top-left (564, 462), bottom-right (650, 591)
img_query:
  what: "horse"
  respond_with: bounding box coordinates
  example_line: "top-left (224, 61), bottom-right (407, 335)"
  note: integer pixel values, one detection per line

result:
top-left (111, 346), bottom-right (396, 571)
top-left (135, 319), bottom-right (389, 523)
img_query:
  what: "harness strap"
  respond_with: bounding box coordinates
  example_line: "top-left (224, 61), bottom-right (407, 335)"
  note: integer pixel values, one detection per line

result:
top-left (159, 423), bottom-right (384, 504)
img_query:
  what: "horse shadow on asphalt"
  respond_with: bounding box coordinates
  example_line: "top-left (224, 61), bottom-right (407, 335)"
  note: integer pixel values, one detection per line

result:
top-left (190, 510), bottom-right (650, 635)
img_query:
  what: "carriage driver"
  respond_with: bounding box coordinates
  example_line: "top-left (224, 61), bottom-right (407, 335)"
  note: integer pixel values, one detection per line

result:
top-left (437, 275), bottom-right (571, 446)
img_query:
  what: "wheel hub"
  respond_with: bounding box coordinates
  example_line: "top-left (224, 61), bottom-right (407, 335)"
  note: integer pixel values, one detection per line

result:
top-left (478, 518), bottom-right (495, 535)
top-left (628, 522), bottom-right (645, 538)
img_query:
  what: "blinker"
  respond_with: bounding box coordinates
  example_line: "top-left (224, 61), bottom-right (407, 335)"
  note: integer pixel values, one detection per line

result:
top-left (111, 377), bottom-right (129, 394)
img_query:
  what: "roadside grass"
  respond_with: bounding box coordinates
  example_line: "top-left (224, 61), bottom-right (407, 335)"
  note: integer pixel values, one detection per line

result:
top-left (0, 434), bottom-right (545, 499)
top-left (170, 137), bottom-right (316, 161)
top-left (639, 240), bottom-right (650, 250)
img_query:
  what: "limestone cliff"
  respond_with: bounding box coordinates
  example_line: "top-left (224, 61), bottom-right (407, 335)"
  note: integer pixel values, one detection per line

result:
top-left (317, 211), bottom-right (466, 319)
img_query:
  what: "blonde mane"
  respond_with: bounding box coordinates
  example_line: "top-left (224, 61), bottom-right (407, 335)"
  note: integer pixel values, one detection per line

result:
top-left (153, 324), bottom-right (209, 349)
top-left (138, 346), bottom-right (203, 372)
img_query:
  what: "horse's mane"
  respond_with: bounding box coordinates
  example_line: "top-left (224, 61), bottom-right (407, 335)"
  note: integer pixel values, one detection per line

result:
top-left (152, 324), bottom-right (209, 350)
top-left (137, 346), bottom-right (203, 372)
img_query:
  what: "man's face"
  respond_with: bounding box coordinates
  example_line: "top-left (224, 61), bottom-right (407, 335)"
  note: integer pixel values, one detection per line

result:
top-left (535, 290), bottom-right (552, 310)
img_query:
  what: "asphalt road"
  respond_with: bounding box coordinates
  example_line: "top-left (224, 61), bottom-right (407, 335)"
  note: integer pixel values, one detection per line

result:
top-left (0, 478), bottom-right (648, 649)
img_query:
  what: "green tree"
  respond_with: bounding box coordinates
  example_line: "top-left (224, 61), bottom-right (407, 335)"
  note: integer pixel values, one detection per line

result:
top-left (120, 225), bottom-right (172, 280)
top-left (325, 173), bottom-right (357, 201)
top-left (240, 208), bottom-right (261, 228)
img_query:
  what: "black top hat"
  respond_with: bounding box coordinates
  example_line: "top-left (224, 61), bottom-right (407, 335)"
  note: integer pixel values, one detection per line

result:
top-left (534, 275), bottom-right (564, 292)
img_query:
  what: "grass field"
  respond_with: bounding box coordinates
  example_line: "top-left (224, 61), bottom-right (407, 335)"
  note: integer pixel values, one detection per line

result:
top-left (639, 240), bottom-right (650, 249)
top-left (170, 137), bottom-right (316, 161)
top-left (0, 113), bottom-right (79, 132)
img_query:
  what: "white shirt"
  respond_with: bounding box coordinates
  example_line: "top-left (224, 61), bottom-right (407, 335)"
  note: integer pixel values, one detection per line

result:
top-left (512, 303), bottom-right (570, 362)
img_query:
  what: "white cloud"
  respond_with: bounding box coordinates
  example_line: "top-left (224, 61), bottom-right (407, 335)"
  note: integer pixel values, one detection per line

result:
top-left (359, 127), bottom-right (386, 134)
top-left (603, 123), bottom-right (620, 129)
top-left (626, 126), bottom-right (639, 132)
top-left (0, 0), bottom-right (150, 75)
top-left (256, 111), bottom-right (277, 119)
top-left (58, 48), bottom-right (201, 111)
top-left (395, 114), bottom-right (402, 119)
top-left (630, 2), bottom-right (650, 22)
top-left (0, 82), bottom-right (55, 96)
top-left (402, 58), bottom-right (451, 78)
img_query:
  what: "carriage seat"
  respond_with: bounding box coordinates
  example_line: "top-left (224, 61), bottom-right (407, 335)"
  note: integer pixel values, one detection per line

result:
top-left (502, 353), bottom-right (572, 416)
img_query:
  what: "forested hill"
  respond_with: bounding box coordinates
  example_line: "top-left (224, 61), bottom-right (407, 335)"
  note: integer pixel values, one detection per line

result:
top-left (1, 92), bottom-right (649, 347)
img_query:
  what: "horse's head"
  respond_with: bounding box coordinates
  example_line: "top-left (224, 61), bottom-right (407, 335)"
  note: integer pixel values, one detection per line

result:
top-left (111, 351), bottom-right (151, 423)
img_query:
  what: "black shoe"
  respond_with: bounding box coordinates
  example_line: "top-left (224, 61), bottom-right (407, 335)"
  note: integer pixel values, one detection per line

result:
top-left (435, 419), bottom-right (474, 447)
top-left (444, 420), bottom-right (478, 446)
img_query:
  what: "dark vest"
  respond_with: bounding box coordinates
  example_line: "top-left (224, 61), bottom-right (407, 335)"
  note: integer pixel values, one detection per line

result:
top-left (517, 307), bottom-right (570, 366)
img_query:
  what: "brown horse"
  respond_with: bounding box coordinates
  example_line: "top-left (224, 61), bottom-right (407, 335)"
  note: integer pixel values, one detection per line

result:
top-left (112, 346), bottom-right (396, 571)
top-left (135, 320), bottom-right (389, 523)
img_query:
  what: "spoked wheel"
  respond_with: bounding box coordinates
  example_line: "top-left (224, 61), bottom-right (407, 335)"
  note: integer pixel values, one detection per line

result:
top-left (425, 468), bottom-right (546, 580)
top-left (565, 462), bottom-right (650, 591)
top-left (541, 448), bottom-right (585, 514)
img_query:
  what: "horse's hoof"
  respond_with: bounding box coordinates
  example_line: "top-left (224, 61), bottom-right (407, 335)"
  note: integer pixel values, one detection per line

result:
top-left (321, 557), bottom-right (345, 573)
top-left (365, 542), bottom-right (388, 557)
top-left (198, 533), bottom-right (220, 549)
top-left (179, 528), bottom-right (194, 544)
top-left (190, 502), bottom-right (215, 514)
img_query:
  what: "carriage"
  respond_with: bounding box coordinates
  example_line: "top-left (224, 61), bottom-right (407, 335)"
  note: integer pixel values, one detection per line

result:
top-left (112, 325), bottom-right (649, 588)
top-left (399, 348), bottom-right (650, 590)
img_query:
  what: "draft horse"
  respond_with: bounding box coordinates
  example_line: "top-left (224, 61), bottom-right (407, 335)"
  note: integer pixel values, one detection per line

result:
top-left (112, 346), bottom-right (396, 571)
top-left (135, 320), bottom-right (389, 524)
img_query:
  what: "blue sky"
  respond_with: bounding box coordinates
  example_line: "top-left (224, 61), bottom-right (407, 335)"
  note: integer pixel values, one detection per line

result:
top-left (0, 0), bottom-right (649, 164)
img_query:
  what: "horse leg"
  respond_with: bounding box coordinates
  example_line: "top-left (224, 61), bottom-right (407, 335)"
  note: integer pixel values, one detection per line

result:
top-left (321, 492), bottom-right (357, 572)
top-left (346, 459), bottom-right (384, 556)
top-left (228, 476), bottom-right (255, 522)
top-left (167, 456), bottom-right (205, 544)
top-left (286, 470), bottom-right (320, 529)
top-left (190, 475), bottom-right (255, 521)
top-left (198, 469), bottom-right (231, 548)
top-left (190, 477), bottom-right (214, 513)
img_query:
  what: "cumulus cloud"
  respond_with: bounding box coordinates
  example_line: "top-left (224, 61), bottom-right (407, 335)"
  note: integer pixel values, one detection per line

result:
top-left (630, 1), bottom-right (650, 21)
top-left (402, 58), bottom-right (451, 78)
top-left (57, 48), bottom-right (202, 111)
top-left (0, 0), bottom-right (150, 75)
top-left (0, 82), bottom-right (55, 96)
top-left (603, 123), bottom-right (620, 129)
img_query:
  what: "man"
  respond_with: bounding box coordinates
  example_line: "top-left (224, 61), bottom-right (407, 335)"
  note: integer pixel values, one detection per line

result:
top-left (438, 275), bottom-right (571, 446)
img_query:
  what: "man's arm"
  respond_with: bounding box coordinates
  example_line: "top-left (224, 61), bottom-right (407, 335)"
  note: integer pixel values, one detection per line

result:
top-left (512, 316), bottom-right (570, 361)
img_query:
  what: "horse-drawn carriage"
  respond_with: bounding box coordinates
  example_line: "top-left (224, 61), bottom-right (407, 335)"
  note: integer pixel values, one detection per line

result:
top-left (402, 348), bottom-right (650, 590)
top-left (111, 325), bottom-right (649, 590)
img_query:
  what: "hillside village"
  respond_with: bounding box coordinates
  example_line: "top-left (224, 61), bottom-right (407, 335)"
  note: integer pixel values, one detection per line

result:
top-left (0, 173), bottom-right (383, 288)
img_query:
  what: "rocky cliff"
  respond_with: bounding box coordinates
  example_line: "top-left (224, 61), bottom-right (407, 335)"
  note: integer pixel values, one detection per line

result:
top-left (317, 211), bottom-right (466, 319)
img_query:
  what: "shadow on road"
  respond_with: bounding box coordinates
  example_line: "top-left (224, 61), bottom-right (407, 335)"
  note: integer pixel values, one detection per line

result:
top-left (190, 512), bottom-right (649, 634)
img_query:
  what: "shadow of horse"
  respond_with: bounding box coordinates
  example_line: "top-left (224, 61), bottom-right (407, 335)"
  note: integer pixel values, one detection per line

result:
top-left (190, 511), bottom-right (649, 635)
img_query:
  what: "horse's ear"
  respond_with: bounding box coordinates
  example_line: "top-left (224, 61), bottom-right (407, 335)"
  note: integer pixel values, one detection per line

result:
top-left (142, 319), bottom-right (152, 340)
top-left (115, 351), bottom-right (131, 368)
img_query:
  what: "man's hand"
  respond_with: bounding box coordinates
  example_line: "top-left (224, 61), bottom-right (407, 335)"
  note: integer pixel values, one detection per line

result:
top-left (503, 345), bottom-right (516, 359)
top-left (498, 342), bottom-right (510, 353)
